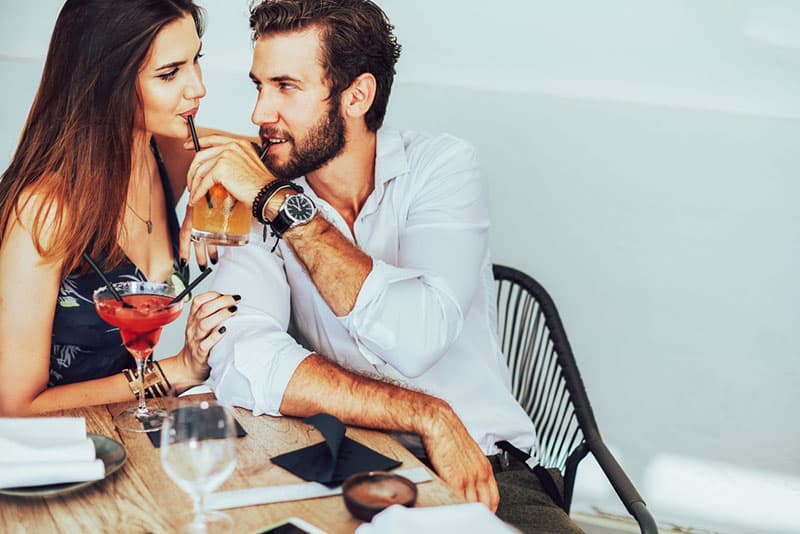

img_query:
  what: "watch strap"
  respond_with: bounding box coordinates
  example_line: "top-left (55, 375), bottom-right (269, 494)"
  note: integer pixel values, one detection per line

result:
top-left (270, 209), bottom-right (294, 238)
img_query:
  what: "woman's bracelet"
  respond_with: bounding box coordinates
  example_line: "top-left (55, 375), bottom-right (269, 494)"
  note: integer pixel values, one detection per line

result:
top-left (121, 359), bottom-right (170, 399)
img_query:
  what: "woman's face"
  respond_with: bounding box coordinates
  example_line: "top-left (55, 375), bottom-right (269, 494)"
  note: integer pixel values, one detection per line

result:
top-left (137, 13), bottom-right (205, 139)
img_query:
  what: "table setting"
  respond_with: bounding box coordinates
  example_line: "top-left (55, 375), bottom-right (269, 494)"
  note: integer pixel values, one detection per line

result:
top-left (0, 262), bottom-right (516, 532)
top-left (0, 392), bottom-right (481, 533)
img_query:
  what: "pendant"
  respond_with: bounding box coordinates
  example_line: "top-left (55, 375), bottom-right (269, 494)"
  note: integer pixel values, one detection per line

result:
top-left (146, 220), bottom-right (153, 234)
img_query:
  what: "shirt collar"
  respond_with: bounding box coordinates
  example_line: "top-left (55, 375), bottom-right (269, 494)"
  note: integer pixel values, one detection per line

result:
top-left (374, 127), bottom-right (409, 187)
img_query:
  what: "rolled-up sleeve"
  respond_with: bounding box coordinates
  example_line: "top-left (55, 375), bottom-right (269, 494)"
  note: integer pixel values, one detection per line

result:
top-left (338, 136), bottom-right (490, 377)
top-left (207, 236), bottom-right (311, 416)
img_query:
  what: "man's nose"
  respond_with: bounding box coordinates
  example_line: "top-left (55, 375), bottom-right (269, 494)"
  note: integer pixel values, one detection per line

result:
top-left (251, 91), bottom-right (278, 126)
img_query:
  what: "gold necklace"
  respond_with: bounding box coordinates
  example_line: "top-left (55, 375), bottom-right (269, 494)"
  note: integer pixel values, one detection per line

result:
top-left (126, 162), bottom-right (153, 234)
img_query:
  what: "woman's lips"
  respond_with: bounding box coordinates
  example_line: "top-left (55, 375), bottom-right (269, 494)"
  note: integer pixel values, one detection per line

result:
top-left (179, 108), bottom-right (198, 120)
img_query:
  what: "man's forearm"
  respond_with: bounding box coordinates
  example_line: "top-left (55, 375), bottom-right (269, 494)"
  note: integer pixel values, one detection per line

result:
top-left (283, 216), bottom-right (372, 317)
top-left (279, 353), bottom-right (447, 438)
top-left (279, 353), bottom-right (497, 510)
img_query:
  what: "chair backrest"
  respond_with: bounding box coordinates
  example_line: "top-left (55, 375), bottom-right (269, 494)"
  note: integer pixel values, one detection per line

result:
top-left (493, 265), bottom-right (600, 480)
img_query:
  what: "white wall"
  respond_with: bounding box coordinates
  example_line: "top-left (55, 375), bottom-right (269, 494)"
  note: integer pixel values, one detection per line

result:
top-left (1, 2), bottom-right (798, 533)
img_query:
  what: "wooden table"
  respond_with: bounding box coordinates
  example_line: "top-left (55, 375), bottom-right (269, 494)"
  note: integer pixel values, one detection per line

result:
top-left (1, 394), bottom-right (463, 533)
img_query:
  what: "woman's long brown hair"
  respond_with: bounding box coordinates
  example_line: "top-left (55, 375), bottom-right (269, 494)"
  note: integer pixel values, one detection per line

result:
top-left (0, 0), bottom-right (204, 278)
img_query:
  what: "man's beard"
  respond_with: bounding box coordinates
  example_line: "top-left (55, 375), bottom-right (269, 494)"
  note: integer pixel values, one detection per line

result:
top-left (261, 98), bottom-right (346, 181)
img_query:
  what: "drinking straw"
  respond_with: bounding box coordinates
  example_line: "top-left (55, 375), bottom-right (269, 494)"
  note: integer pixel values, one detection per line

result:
top-left (259, 140), bottom-right (272, 161)
top-left (251, 140), bottom-right (272, 163)
top-left (82, 252), bottom-right (132, 307)
top-left (169, 267), bottom-right (213, 304)
top-left (187, 115), bottom-right (214, 209)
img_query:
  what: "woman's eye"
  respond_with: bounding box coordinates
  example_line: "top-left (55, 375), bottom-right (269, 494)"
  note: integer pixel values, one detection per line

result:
top-left (158, 68), bottom-right (179, 81)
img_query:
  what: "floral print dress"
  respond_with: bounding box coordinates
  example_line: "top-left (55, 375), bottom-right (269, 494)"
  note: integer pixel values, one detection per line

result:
top-left (49, 140), bottom-right (186, 386)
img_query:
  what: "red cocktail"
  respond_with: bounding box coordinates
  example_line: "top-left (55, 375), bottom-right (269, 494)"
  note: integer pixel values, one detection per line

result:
top-left (93, 281), bottom-right (184, 432)
top-left (96, 294), bottom-right (183, 355)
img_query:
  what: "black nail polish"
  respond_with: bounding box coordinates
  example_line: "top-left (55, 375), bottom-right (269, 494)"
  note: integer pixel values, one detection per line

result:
top-left (228, 305), bottom-right (238, 313)
top-left (218, 325), bottom-right (227, 334)
top-left (233, 294), bottom-right (242, 301)
top-left (179, 258), bottom-right (188, 270)
top-left (210, 256), bottom-right (218, 265)
top-left (198, 264), bottom-right (207, 272)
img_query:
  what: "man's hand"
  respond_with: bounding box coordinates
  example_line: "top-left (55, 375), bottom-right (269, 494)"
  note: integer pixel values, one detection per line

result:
top-left (420, 402), bottom-right (500, 512)
top-left (185, 134), bottom-right (276, 208)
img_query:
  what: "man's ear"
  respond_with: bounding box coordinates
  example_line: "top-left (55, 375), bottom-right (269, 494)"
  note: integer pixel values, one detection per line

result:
top-left (341, 73), bottom-right (376, 119)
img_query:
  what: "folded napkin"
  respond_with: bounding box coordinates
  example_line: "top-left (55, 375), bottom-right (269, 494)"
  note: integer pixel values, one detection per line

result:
top-left (0, 417), bottom-right (104, 489)
top-left (271, 413), bottom-right (401, 487)
top-left (355, 503), bottom-right (518, 533)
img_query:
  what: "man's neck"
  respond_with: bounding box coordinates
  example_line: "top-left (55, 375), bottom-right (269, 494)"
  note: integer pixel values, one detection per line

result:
top-left (306, 128), bottom-right (377, 230)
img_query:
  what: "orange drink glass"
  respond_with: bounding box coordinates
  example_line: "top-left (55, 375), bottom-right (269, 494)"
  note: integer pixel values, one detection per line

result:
top-left (191, 184), bottom-right (251, 246)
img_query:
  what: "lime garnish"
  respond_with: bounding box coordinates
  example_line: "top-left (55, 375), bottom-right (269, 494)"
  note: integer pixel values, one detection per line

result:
top-left (169, 270), bottom-right (190, 302)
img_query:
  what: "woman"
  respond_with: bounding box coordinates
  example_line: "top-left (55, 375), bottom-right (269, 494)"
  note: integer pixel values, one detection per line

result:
top-left (0, 0), bottom-right (237, 415)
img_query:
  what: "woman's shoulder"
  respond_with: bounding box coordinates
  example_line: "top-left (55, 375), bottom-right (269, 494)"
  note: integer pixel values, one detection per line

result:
top-left (4, 180), bottom-right (68, 251)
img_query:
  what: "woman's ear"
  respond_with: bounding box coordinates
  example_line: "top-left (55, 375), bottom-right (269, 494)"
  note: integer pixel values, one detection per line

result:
top-left (341, 73), bottom-right (377, 120)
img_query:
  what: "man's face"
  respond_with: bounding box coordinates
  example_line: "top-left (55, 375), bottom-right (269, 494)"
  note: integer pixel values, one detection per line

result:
top-left (249, 27), bottom-right (345, 180)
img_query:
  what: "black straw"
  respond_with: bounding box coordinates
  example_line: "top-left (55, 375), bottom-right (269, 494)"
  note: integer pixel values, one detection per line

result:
top-left (187, 115), bottom-right (213, 209)
top-left (251, 140), bottom-right (272, 163)
top-left (169, 267), bottom-right (213, 304)
top-left (82, 252), bottom-right (131, 307)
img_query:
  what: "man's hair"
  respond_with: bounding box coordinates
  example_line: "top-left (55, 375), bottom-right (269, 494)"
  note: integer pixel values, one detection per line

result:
top-left (249, 0), bottom-right (401, 132)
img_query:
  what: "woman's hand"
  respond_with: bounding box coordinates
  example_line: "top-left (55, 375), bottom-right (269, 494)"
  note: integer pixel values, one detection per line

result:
top-left (178, 205), bottom-right (218, 271)
top-left (173, 291), bottom-right (240, 391)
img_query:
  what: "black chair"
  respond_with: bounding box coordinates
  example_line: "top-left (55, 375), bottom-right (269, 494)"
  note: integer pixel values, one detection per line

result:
top-left (493, 264), bottom-right (657, 534)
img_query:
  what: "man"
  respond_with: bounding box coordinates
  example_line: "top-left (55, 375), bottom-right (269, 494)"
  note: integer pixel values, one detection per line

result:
top-left (186, 1), bottom-right (581, 532)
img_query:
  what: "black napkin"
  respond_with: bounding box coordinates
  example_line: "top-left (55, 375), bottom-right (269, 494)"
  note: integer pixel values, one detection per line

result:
top-left (145, 410), bottom-right (248, 447)
top-left (271, 413), bottom-right (401, 487)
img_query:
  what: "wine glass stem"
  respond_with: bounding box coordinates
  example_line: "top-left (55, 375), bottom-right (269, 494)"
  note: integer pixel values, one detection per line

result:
top-left (192, 490), bottom-right (206, 527)
top-left (135, 356), bottom-right (148, 415)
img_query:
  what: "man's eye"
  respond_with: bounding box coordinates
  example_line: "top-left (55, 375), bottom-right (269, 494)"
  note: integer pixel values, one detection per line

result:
top-left (279, 83), bottom-right (296, 90)
top-left (158, 68), bottom-right (179, 81)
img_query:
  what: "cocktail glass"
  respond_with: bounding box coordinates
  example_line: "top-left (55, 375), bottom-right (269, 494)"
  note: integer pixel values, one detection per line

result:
top-left (191, 184), bottom-right (251, 246)
top-left (93, 281), bottom-right (184, 432)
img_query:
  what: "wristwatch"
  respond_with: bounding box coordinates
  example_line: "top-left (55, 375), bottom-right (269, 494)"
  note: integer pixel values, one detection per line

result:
top-left (269, 192), bottom-right (318, 237)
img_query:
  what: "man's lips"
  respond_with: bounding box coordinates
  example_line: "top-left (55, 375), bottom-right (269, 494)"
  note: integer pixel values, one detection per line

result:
top-left (260, 137), bottom-right (288, 155)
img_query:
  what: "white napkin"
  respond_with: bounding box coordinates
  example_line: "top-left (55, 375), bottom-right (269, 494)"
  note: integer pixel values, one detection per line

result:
top-left (355, 503), bottom-right (518, 534)
top-left (0, 417), bottom-right (105, 489)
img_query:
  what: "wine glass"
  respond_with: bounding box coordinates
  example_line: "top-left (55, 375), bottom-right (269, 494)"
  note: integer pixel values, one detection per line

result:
top-left (93, 281), bottom-right (184, 432)
top-left (160, 400), bottom-right (237, 533)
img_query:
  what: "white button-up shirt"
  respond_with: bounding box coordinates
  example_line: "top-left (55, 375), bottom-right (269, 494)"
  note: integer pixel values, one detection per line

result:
top-left (209, 128), bottom-right (536, 455)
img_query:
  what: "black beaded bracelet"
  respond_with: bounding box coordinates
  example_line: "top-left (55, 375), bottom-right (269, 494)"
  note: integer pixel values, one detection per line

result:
top-left (252, 180), bottom-right (303, 224)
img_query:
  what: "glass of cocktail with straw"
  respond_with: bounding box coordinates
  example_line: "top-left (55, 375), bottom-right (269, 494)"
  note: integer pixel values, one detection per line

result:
top-left (84, 253), bottom-right (212, 432)
top-left (93, 281), bottom-right (184, 432)
top-left (187, 115), bottom-right (252, 246)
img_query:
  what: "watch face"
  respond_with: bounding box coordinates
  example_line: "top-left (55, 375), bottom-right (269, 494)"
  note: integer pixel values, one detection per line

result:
top-left (284, 194), bottom-right (316, 223)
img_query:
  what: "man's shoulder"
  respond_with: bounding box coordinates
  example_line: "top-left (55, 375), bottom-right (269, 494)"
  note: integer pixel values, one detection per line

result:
top-left (394, 129), bottom-right (477, 159)
top-left (382, 128), bottom-right (478, 174)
